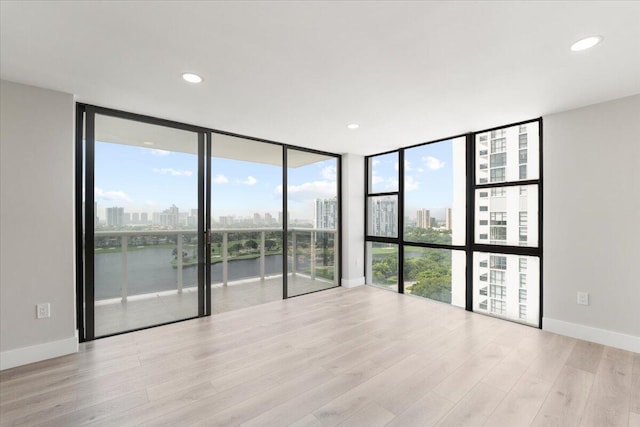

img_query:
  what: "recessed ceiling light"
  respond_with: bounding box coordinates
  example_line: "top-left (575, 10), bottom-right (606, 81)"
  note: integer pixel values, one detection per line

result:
top-left (143, 141), bottom-right (154, 146)
top-left (347, 124), bottom-right (359, 130)
top-left (570, 36), bottom-right (603, 52)
top-left (182, 73), bottom-right (203, 83)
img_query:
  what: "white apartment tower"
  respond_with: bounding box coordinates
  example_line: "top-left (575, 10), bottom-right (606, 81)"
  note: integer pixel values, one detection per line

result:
top-left (105, 206), bottom-right (124, 227)
top-left (473, 122), bottom-right (540, 326)
top-left (416, 208), bottom-right (431, 229)
top-left (315, 198), bottom-right (337, 229)
top-left (370, 198), bottom-right (398, 237)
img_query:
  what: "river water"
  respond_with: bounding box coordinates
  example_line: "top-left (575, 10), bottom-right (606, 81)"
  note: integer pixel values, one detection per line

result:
top-left (95, 248), bottom-right (291, 299)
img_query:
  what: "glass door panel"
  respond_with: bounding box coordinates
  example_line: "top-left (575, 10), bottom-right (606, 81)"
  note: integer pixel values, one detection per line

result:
top-left (210, 134), bottom-right (283, 313)
top-left (91, 113), bottom-right (202, 337)
top-left (286, 149), bottom-right (339, 297)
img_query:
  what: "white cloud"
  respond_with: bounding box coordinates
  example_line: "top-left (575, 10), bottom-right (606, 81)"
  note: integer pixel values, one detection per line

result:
top-left (213, 174), bottom-right (229, 184)
top-left (95, 187), bottom-right (133, 203)
top-left (417, 168), bottom-right (425, 173)
top-left (372, 174), bottom-right (384, 185)
top-left (145, 200), bottom-right (157, 207)
top-left (153, 168), bottom-right (193, 177)
top-left (242, 176), bottom-right (257, 186)
top-left (150, 149), bottom-right (171, 156)
top-left (405, 176), bottom-right (420, 191)
top-left (372, 159), bottom-right (380, 166)
top-left (321, 165), bottom-right (337, 180)
top-left (423, 156), bottom-right (445, 170)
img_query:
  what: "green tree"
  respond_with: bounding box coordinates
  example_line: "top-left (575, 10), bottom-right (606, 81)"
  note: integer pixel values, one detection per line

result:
top-left (265, 239), bottom-right (277, 251)
top-left (372, 254), bottom-right (398, 285)
top-left (244, 239), bottom-right (258, 250)
top-left (406, 249), bottom-right (451, 303)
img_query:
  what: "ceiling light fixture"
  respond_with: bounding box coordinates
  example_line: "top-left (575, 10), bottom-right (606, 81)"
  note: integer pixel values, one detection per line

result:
top-left (570, 36), bottom-right (603, 52)
top-left (143, 141), bottom-right (154, 146)
top-left (347, 124), bottom-right (359, 130)
top-left (182, 73), bottom-right (203, 83)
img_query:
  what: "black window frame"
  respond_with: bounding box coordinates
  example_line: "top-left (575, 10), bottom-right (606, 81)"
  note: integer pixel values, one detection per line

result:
top-left (365, 118), bottom-right (543, 328)
top-left (75, 103), bottom-right (343, 342)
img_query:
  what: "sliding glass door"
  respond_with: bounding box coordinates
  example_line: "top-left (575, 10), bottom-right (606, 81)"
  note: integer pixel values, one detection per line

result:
top-left (286, 149), bottom-right (340, 297)
top-left (77, 104), bottom-right (342, 341)
top-left (210, 134), bottom-right (284, 313)
top-left (81, 107), bottom-right (206, 339)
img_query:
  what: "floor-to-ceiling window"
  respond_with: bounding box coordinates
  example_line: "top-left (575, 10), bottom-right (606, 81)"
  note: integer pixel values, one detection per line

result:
top-left (210, 134), bottom-right (284, 313)
top-left (286, 148), bottom-right (341, 297)
top-left (77, 105), bottom-right (341, 341)
top-left (365, 119), bottom-right (542, 327)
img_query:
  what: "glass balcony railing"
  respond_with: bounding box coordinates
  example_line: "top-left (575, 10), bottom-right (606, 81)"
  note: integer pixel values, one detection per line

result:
top-left (93, 227), bottom-right (338, 303)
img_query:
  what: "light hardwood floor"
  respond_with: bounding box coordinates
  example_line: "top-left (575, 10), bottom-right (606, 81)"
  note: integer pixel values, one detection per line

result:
top-left (1, 286), bottom-right (638, 426)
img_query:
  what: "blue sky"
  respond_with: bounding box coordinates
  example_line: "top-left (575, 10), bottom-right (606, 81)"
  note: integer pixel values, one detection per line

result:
top-left (371, 138), bottom-right (463, 220)
top-left (94, 142), bottom-right (337, 221)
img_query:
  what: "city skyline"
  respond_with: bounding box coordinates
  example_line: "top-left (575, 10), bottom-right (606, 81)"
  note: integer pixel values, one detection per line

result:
top-left (93, 141), bottom-right (338, 221)
top-left (370, 138), bottom-right (462, 220)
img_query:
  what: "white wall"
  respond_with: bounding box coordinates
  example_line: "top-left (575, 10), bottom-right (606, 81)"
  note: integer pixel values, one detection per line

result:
top-left (0, 80), bottom-right (77, 369)
top-left (341, 153), bottom-right (365, 287)
top-left (543, 94), bottom-right (640, 352)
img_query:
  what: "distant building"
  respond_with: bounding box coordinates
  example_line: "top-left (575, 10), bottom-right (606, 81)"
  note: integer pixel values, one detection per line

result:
top-left (416, 208), bottom-right (431, 229)
top-left (264, 212), bottom-right (274, 225)
top-left (370, 198), bottom-right (397, 236)
top-left (140, 212), bottom-right (148, 224)
top-left (106, 207), bottom-right (124, 227)
top-left (315, 198), bottom-right (337, 229)
top-left (154, 204), bottom-right (180, 227)
top-left (219, 216), bottom-right (234, 227)
top-left (445, 208), bottom-right (452, 230)
top-left (278, 211), bottom-right (290, 225)
top-left (132, 212), bottom-right (140, 224)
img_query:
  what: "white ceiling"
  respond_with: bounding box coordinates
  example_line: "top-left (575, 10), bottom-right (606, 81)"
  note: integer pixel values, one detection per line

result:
top-left (1, 1), bottom-right (639, 156)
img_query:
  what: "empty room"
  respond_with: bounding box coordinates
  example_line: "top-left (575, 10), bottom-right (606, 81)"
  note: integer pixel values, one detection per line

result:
top-left (1, 1), bottom-right (639, 426)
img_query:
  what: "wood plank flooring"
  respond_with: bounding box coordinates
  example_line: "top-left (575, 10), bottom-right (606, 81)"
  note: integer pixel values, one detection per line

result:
top-left (1, 286), bottom-right (638, 426)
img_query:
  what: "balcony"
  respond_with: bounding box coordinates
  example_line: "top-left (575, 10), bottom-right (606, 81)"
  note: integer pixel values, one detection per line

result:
top-left (92, 227), bottom-right (338, 336)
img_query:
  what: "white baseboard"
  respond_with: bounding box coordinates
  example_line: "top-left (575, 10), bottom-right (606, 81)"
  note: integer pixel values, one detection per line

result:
top-left (1, 336), bottom-right (78, 371)
top-left (341, 277), bottom-right (365, 288)
top-left (543, 317), bottom-right (640, 353)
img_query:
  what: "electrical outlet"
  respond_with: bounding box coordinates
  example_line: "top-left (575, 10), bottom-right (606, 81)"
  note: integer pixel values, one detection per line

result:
top-left (36, 303), bottom-right (50, 319)
top-left (577, 292), bottom-right (589, 306)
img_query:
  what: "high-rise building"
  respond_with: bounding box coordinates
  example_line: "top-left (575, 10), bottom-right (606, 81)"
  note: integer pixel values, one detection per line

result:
top-left (445, 208), bottom-right (452, 230)
top-left (160, 204), bottom-right (180, 227)
top-left (371, 198), bottom-right (397, 236)
top-left (315, 197), bottom-right (337, 229)
top-left (473, 123), bottom-right (540, 326)
top-left (219, 216), bottom-right (234, 227)
top-left (475, 124), bottom-right (538, 246)
top-left (278, 211), bottom-right (290, 225)
top-left (264, 213), bottom-right (273, 225)
top-left (123, 212), bottom-right (131, 225)
top-left (106, 207), bottom-right (124, 227)
top-left (140, 212), bottom-right (148, 224)
top-left (474, 254), bottom-right (539, 326)
top-left (132, 212), bottom-right (140, 224)
top-left (416, 208), bottom-right (431, 229)
top-left (253, 212), bottom-right (262, 225)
